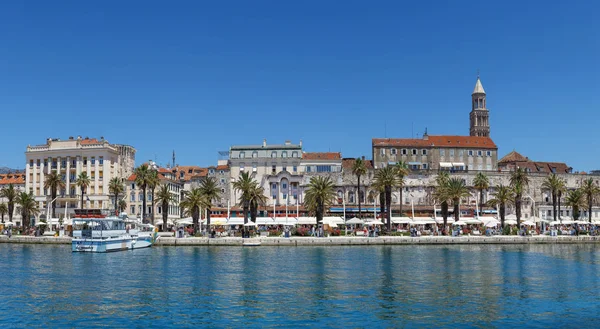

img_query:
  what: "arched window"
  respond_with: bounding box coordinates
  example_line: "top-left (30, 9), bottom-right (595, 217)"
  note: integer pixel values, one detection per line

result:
top-left (337, 190), bottom-right (343, 205)
top-left (359, 190), bottom-right (365, 203)
top-left (348, 191), bottom-right (355, 203)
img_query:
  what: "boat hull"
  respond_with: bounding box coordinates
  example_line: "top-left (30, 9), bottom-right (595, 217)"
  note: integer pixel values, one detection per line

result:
top-left (72, 235), bottom-right (155, 253)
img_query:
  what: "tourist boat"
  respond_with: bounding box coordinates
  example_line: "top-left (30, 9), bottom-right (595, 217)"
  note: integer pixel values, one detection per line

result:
top-left (72, 209), bottom-right (158, 253)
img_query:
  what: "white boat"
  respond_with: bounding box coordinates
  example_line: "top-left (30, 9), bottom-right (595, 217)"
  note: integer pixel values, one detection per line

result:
top-left (242, 240), bottom-right (261, 247)
top-left (72, 210), bottom-right (158, 253)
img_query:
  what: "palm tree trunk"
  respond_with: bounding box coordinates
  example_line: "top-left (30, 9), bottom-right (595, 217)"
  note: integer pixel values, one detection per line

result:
top-left (243, 200), bottom-right (249, 224)
top-left (552, 193), bottom-right (557, 221)
top-left (142, 186), bottom-right (147, 222)
top-left (399, 188), bottom-right (403, 216)
top-left (479, 190), bottom-right (484, 215)
top-left (192, 205), bottom-right (199, 233)
top-left (163, 201), bottom-right (168, 232)
top-left (385, 185), bottom-right (392, 231)
top-left (379, 193), bottom-right (385, 220)
top-left (500, 204), bottom-right (505, 231)
top-left (206, 206), bottom-right (211, 228)
top-left (51, 188), bottom-right (57, 219)
top-left (453, 200), bottom-right (459, 222)
top-left (8, 202), bottom-right (13, 222)
top-left (357, 175), bottom-right (361, 219)
top-left (515, 195), bottom-right (521, 227)
top-left (558, 191), bottom-right (562, 220)
top-left (114, 193), bottom-right (118, 216)
top-left (442, 201), bottom-right (448, 234)
top-left (588, 196), bottom-right (593, 223)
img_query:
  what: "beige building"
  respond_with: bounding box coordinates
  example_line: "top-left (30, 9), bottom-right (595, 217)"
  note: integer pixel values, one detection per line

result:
top-left (0, 171), bottom-right (26, 225)
top-left (24, 136), bottom-right (136, 217)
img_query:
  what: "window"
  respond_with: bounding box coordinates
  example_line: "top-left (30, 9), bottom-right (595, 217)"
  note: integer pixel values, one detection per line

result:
top-left (402, 149), bottom-right (407, 155)
top-left (272, 183), bottom-right (277, 189)
top-left (412, 149), bottom-right (417, 155)
top-left (449, 149), bottom-right (455, 157)
top-left (459, 150), bottom-right (464, 157)
top-left (148, 194), bottom-right (152, 201)
top-left (240, 163), bottom-right (245, 171)
top-left (316, 165), bottom-right (332, 173)
top-left (252, 163), bottom-right (257, 172)
top-left (252, 151), bottom-right (258, 158)
top-left (239, 152), bottom-right (245, 158)
top-left (61, 160), bottom-right (66, 167)
top-left (292, 151), bottom-right (298, 157)
top-left (99, 157), bottom-right (104, 165)
top-left (130, 206), bottom-right (135, 214)
top-left (272, 165), bottom-right (276, 173)
top-left (477, 151), bottom-right (482, 157)
top-left (130, 192), bottom-right (135, 201)
top-left (468, 150), bottom-right (473, 156)
top-left (422, 163), bottom-right (428, 169)
top-left (91, 157), bottom-right (96, 165)
top-left (391, 149), bottom-right (397, 155)
top-left (44, 160), bottom-right (48, 167)
top-left (486, 151), bottom-right (491, 157)
top-left (71, 160), bottom-right (76, 166)
top-left (138, 193), bottom-right (143, 201)
top-left (306, 166), bottom-right (311, 173)
top-left (422, 149), bottom-right (427, 155)
top-left (83, 158), bottom-right (87, 165)
top-left (271, 151), bottom-right (277, 158)
top-left (282, 166), bottom-right (287, 172)
top-left (293, 166), bottom-right (297, 172)
top-left (282, 183), bottom-right (287, 189)
top-left (131, 183), bottom-right (135, 189)
top-left (29, 160), bottom-right (33, 167)
top-left (282, 151), bottom-right (288, 158)
top-left (440, 149), bottom-right (445, 156)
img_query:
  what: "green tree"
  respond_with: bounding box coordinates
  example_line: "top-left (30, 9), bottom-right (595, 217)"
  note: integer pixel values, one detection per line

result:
top-left (433, 172), bottom-right (451, 231)
top-left (180, 187), bottom-right (203, 233)
top-left (249, 184), bottom-right (268, 223)
top-left (155, 184), bottom-right (175, 232)
top-left (0, 203), bottom-right (7, 223)
top-left (487, 184), bottom-right (515, 230)
top-left (134, 164), bottom-right (151, 222)
top-left (16, 192), bottom-right (39, 231)
top-left (541, 174), bottom-right (565, 221)
top-left (232, 171), bottom-right (255, 224)
top-left (510, 167), bottom-right (529, 227)
top-left (108, 177), bottom-right (125, 216)
top-left (199, 177), bottom-right (221, 228)
top-left (43, 171), bottom-right (65, 219)
top-left (581, 178), bottom-right (599, 223)
top-left (75, 172), bottom-right (91, 209)
top-left (445, 178), bottom-right (471, 222)
top-left (566, 188), bottom-right (585, 221)
top-left (351, 158), bottom-right (367, 219)
top-left (395, 161), bottom-right (409, 216)
top-left (304, 176), bottom-right (336, 225)
top-left (118, 199), bottom-right (127, 213)
top-left (473, 172), bottom-right (490, 213)
top-left (147, 170), bottom-right (160, 224)
top-left (0, 184), bottom-right (18, 223)
top-left (374, 165), bottom-right (399, 231)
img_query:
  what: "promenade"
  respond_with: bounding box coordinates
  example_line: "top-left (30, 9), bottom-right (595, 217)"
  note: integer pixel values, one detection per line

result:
top-left (3, 235), bottom-right (600, 246)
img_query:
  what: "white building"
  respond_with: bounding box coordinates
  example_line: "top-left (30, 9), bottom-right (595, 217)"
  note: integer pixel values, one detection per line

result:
top-left (24, 136), bottom-right (136, 218)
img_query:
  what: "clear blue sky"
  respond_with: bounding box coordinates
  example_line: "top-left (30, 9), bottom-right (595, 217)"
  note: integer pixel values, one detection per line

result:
top-left (0, 1), bottom-right (598, 171)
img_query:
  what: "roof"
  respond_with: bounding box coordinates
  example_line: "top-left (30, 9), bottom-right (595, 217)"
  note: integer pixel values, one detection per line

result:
top-left (302, 152), bottom-right (342, 161)
top-left (510, 161), bottom-right (572, 174)
top-left (80, 138), bottom-right (102, 145)
top-left (0, 173), bottom-right (26, 185)
top-left (342, 158), bottom-right (374, 170)
top-left (231, 144), bottom-right (301, 151)
top-left (372, 135), bottom-right (497, 149)
top-left (216, 165), bottom-right (229, 171)
top-left (171, 166), bottom-right (207, 181)
top-left (473, 77), bottom-right (486, 94)
top-left (498, 151), bottom-right (529, 163)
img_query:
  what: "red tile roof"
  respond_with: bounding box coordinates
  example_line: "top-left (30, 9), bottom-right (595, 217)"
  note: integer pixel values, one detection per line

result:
top-left (80, 138), bottom-right (102, 145)
top-left (216, 165), bottom-right (229, 171)
top-left (302, 152), bottom-right (342, 160)
top-left (342, 158), bottom-right (374, 170)
top-left (498, 150), bottom-right (529, 163)
top-left (505, 161), bottom-right (571, 174)
top-left (372, 135), bottom-right (497, 149)
top-left (0, 173), bottom-right (26, 185)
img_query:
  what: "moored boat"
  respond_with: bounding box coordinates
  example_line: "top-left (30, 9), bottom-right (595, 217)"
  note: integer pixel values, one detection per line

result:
top-left (72, 209), bottom-right (158, 253)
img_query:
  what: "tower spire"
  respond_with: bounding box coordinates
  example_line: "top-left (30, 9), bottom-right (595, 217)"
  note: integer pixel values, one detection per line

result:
top-left (172, 150), bottom-right (175, 168)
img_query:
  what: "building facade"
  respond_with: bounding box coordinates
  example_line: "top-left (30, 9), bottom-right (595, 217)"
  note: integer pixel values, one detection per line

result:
top-left (0, 171), bottom-right (26, 225)
top-left (469, 76), bottom-right (490, 137)
top-left (24, 136), bottom-right (136, 217)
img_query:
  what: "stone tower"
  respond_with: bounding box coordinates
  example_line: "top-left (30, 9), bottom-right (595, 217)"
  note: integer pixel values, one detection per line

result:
top-left (469, 76), bottom-right (490, 137)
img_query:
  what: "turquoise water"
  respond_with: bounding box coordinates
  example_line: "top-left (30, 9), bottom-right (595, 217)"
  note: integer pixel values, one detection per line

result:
top-left (1, 244), bottom-right (599, 328)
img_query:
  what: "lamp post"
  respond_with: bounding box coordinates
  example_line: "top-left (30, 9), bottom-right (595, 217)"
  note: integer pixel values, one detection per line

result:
top-left (46, 196), bottom-right (60, 231)
top-left (149, 160), bottom-right (158, 225)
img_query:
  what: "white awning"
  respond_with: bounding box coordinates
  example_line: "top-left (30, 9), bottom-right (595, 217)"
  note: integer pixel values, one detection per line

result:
top-left (452, 162), bottom-right (465, 167)
top-left (439, 162), bottom-right (453, 168)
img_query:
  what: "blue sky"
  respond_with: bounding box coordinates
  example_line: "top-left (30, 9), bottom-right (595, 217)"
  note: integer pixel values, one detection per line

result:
top-left (0, 1), bottom-right (598, 171)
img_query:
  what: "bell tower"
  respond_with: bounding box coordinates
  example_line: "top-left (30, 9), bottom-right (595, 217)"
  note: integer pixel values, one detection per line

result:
top-left (469, 74), bottom-right (490, 137)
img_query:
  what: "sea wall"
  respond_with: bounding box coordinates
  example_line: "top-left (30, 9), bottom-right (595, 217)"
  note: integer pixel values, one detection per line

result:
top-left (3, 235), bottom-right (600, 246)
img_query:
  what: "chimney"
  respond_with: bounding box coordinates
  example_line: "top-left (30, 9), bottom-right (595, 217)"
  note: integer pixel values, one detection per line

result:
top-left (285, 140), bottom-right (291, 145)
top-left (299, 139), bottom-right (303, 148)
top-left (263, 139), bottom-right (267, 147)
top-left (423, 128), bottom-right (429, 140)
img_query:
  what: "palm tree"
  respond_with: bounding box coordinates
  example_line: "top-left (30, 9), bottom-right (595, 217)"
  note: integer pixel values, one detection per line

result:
top-left (232, 171), bottom-right (255, 224)
top-left (566, 188), bottom-right (585, 221)
top-left (16, 192), bottom-right (39, 231)
top-left (155, 184), bottom-right (175, 232)
top-left (433, 172), bottom-right (451, 230)
top-left (351, 158), bottom-right (367, 219)
top-left (373, 165), bottom-right (399, 231)
top-left (581, 178), bottom-right (599, 223)
top-left (118, 199), bottom-right (127, 213)
top-left (0, 203), bottom-right (7, 223)
top-left (304, 176), bottom-right (336, 225)
top-left (199, 177), bottom-right (221, 228)
top-left (510, 167), bottom-right (529, 227)
top-left (0, 184), bottom-right (18, 223)
top-left (147, 170), bottom-right (160, 225)
top-left (557, 179), bottom-right (566, 220)
top-left (180, 187), bottom-right (203, 233)
top-left (108, 177), bottom-right (125, 215)
top-left (75, 172), bottom-right (91, 209)
top-left (542, 174), bottom-right (564, 221)
top-left (395, 161), bottom-right (409, 216)
top-left (134, 164), bottom-right (151, 221)
top-left (445, 178), bottom-right (471, 222)
top-left (249, 184), bottom-right (268, 223)
top-left (488, 184), bottom-right (515, 230)
top-left (473, 172), bottom-right (490, 214)
top-left (44, 171), bottom-right (65, 219)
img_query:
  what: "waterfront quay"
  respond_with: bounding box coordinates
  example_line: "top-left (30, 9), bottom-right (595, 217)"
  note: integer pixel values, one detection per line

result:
top-left (3, 235), bottom-right (600, 246)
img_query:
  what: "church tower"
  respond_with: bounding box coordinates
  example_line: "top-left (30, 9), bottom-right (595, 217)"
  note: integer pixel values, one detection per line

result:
top-left (469, 76), bottom-right (490, 137)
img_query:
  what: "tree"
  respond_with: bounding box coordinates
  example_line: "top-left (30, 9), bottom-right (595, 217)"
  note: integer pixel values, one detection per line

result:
top-left (542, 174), bottom-right (565, 221)
top-left (395, 161), bottom-right (409, 216)
top-left (44, 171), bottom-right (65, 219)
top-left (488, 184), bottom-right (515, 230)
top-left (433, 172), bottom-right (451, 232)
top-left (566, 188), bottom-right (585, 221)
top-left (134, 164), bottom-right (151, 222)
top-left (199, 177), bottom-right (221, 228)
top-left (581, 178), bottom-right (599, 223)
top-left (108, 177), bottom-right (125, 216)
top-left (0, 203), bottom-right (7, 223)
top-left (147, 170), bottom-right (160, 225)
top-left (180, 187), bottom-right (203, 234)
top-left (351, 158), bottom-right (367, 219)
top-left (304, 176), bottom-right (336, 225)
top-left (75, 172), bottom-right (91, 209)
top-left (510, 167), bottom-right (529, 227)
top-left (16, 192), bottom-right (39, 231)
top-left (373, 165), bottom-right (399, 231)
top-left (118, 199), bottom-right (127, 213)
top-left (232, 171), bottom-right (255, 224)
top-left (0, 184), bottom-right (18, 223)
top-left (473, 172), bottom-right (490, 213)
top-left (249, 184), bottom-right (268, 223)
top-left (445, 178), bottom-right (471, 222)
top-left (155, 184), bottom-right (175, 232)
